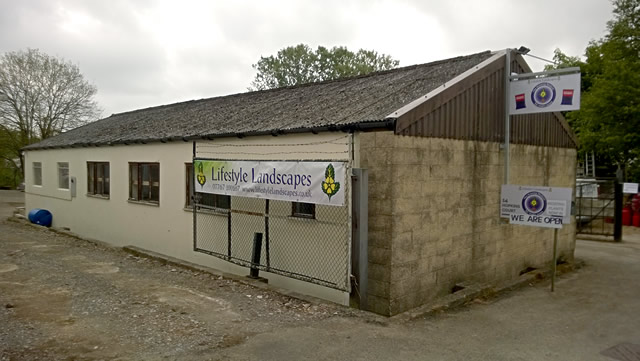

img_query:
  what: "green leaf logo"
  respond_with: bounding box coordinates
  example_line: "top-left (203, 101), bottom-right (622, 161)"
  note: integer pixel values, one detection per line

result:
top-left (321, 164), bottom-right (340, 200)
top-left (196, 161), bottom-right (206, 187)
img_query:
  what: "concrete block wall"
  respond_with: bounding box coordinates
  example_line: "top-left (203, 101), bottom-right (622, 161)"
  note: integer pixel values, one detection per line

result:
top-left (359, 131), bottom-right (577, 316)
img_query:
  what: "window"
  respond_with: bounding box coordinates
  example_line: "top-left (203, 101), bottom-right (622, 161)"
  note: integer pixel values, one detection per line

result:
top-left (186, 163), bottom-right (230, 209)
top-left (33, 162), bottom-right (42, 186)
top-left (292, 202), bottom-right (315, 219)
top-left (129, 162), bottom-right (159, 204)
top-left (87, 162), bottom-right (110, 197)
top-left (58, 162), bottom-right (69, 189)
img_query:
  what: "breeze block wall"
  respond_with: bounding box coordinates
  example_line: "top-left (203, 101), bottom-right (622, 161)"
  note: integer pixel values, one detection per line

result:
top-left (359, 130), bottom-right (577, 316)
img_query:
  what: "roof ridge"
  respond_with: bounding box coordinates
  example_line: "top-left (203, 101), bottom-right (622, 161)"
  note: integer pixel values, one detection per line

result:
top-left (245, 50), bottom-right (493, 91)
top-left (24, 50), bottom-right (496, 150)
top-left (109, 50), bottom-right (493, 118)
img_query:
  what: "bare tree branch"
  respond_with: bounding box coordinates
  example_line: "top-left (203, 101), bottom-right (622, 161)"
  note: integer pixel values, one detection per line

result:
top-left (0, 48), bottom-right (101, 176)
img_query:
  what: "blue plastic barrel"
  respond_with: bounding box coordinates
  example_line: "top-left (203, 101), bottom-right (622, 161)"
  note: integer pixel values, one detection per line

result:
top-left (27, 208), bottom-right (53, 227)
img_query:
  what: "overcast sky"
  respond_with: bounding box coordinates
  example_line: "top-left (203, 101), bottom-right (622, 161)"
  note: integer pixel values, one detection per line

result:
top-left (0, 0), bottom-right (614, 118)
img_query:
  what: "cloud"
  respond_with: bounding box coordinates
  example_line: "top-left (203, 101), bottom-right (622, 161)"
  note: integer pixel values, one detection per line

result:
top-left (404, 0), bottom-right (611, 61)
top-left (0, 0), bottom-right (614, 116)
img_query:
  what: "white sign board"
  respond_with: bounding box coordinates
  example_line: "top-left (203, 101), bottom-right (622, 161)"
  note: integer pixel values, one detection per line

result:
top-left (509, 73), bottom-right (581, 115)
top-left (623, 182), bottom-right (639, 194)
top-left (194, 159), bottom-right (346, 206)
top-left (577, 183), bottom-right (598, 198)
top-left (501, 185), bottom-right (573, 229)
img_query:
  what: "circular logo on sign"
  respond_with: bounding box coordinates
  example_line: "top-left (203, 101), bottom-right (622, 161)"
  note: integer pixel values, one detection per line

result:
top-left (531, 82), bottom-right (556, 108)
top-left (522, 191), bottom-right (547, 215)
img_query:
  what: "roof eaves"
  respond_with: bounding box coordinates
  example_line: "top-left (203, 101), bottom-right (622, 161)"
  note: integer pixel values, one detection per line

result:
top-left (184, 118), bottom-right (396, 141)
top-left (23, 119), bottom-right (396, 151)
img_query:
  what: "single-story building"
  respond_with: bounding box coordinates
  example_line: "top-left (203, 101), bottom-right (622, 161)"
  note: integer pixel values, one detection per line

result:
top-left (23, 49), bottom-right (577, 316)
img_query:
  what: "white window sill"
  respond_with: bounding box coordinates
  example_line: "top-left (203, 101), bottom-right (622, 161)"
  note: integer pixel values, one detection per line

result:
top-left (87, 194), bottom-right (110, 200)
top-left (289, 215), bottom-right (317, 221)
top-left (183, 206), bottom-right (229, 217)
top-left (128, 199), bottom-right (159, 207)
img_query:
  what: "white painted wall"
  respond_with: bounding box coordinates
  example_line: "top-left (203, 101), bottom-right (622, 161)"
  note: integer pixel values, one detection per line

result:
top-left (24, 132), bottom-right (353, 305)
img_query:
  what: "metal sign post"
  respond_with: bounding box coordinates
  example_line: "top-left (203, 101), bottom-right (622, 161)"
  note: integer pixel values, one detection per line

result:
top-left (503, 49), bottom-right (511, 185)
top-left (552, 228), bottom-right (558, 292)
top-left (500, 48), bottom-right (581, 292)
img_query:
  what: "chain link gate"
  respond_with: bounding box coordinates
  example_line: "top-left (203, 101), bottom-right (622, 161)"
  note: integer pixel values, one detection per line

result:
top-left (191, 155), bottom-right (352, 292)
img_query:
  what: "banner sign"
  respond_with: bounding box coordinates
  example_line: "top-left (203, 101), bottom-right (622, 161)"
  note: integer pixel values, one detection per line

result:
top-left (501, 185), bottom-right (572, 229)
top-left (193, 159), bottom-right (347, 206)
top-left (509, 73), bottom-right (581, 115)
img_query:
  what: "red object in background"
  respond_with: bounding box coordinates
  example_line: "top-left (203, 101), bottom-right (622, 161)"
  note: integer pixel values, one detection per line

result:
top-left (622, 207), bottom-right (632, 226)
top-left (634, 212), bottom-right (640, 227)
top-left (633, 194), bottom-right (640, 213)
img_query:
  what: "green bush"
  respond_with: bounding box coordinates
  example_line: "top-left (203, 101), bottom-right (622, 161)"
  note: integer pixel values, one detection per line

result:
top-left (0, 163), bottom-right (21, 189)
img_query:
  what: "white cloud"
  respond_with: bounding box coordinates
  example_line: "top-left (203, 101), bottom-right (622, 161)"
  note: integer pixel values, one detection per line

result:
top-left (0, 0), bottom-right (614, 116)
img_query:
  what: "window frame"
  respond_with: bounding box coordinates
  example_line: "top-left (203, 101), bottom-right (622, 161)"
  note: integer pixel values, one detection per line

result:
top-left (87, 161), bottom-right (110, 198)
top-left (33, 162), bottom-right (42, 186)
top-left (185, 163), bottom-right (230, 210)
top-left (291, 202), bottom-right (316, 219)
top-left (128, 162), bottom-right (160, 205)
top-left (57, 162), bottom-right (69, 190)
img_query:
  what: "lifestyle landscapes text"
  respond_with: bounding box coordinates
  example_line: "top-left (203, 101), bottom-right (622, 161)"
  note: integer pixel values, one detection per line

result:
top-left (193, 159), bottom-right (346, 206)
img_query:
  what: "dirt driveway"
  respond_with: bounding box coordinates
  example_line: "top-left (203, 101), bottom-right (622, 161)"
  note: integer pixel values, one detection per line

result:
top-left (0, 219), bottom-right (354, 360)
top-left (3, 190), bottom-right (640, 361)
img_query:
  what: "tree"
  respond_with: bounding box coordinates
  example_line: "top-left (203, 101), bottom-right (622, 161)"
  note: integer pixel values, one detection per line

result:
top-left (543, 49), bottom-right (589, 137)
top-left (545, 49), bottom-right (584, 70)
top-left (250, 44), bottom-right (399, 90)
top-left (0, 130), bottom-right (20, 188)
top-left (0, 48), bottom-right (101, 176)
top-left (550, 0), bottom-right (640, 181)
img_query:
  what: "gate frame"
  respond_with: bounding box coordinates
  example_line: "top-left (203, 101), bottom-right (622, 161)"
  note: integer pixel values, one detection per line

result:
top-left (575, 177), bottom-right (623, 241)
top-left (351, 168), bottom-right (368, 309)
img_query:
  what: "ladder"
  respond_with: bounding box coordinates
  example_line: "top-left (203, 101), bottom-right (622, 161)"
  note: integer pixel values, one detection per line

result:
top-left (576, 152), bottom-right (596, 178)
top-left (584, 152), bottom-right (595, 178)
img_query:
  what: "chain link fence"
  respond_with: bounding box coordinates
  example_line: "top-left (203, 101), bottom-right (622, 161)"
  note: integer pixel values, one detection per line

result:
top-left (193, 179), bottom-right (352, 291)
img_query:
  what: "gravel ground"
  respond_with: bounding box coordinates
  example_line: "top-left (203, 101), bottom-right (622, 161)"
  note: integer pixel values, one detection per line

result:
top-left (0, 219), bottom-right (356, 360)
top-left (5, 189), bottom-right (640, 361)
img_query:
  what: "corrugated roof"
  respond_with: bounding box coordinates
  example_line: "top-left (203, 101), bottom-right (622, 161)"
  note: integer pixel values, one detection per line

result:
top-left (24, 51), bottom-right (494, 150)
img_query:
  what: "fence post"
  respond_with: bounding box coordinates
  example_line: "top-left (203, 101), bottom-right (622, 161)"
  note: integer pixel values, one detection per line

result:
top-left (614, 181), bottom-right (623, 242)
top-left (249, 232), bottom-right (263, 279)
top-left (192, 142), bottom-right (197, 251)
top-left (265, 199), bottom-right (270, 270)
